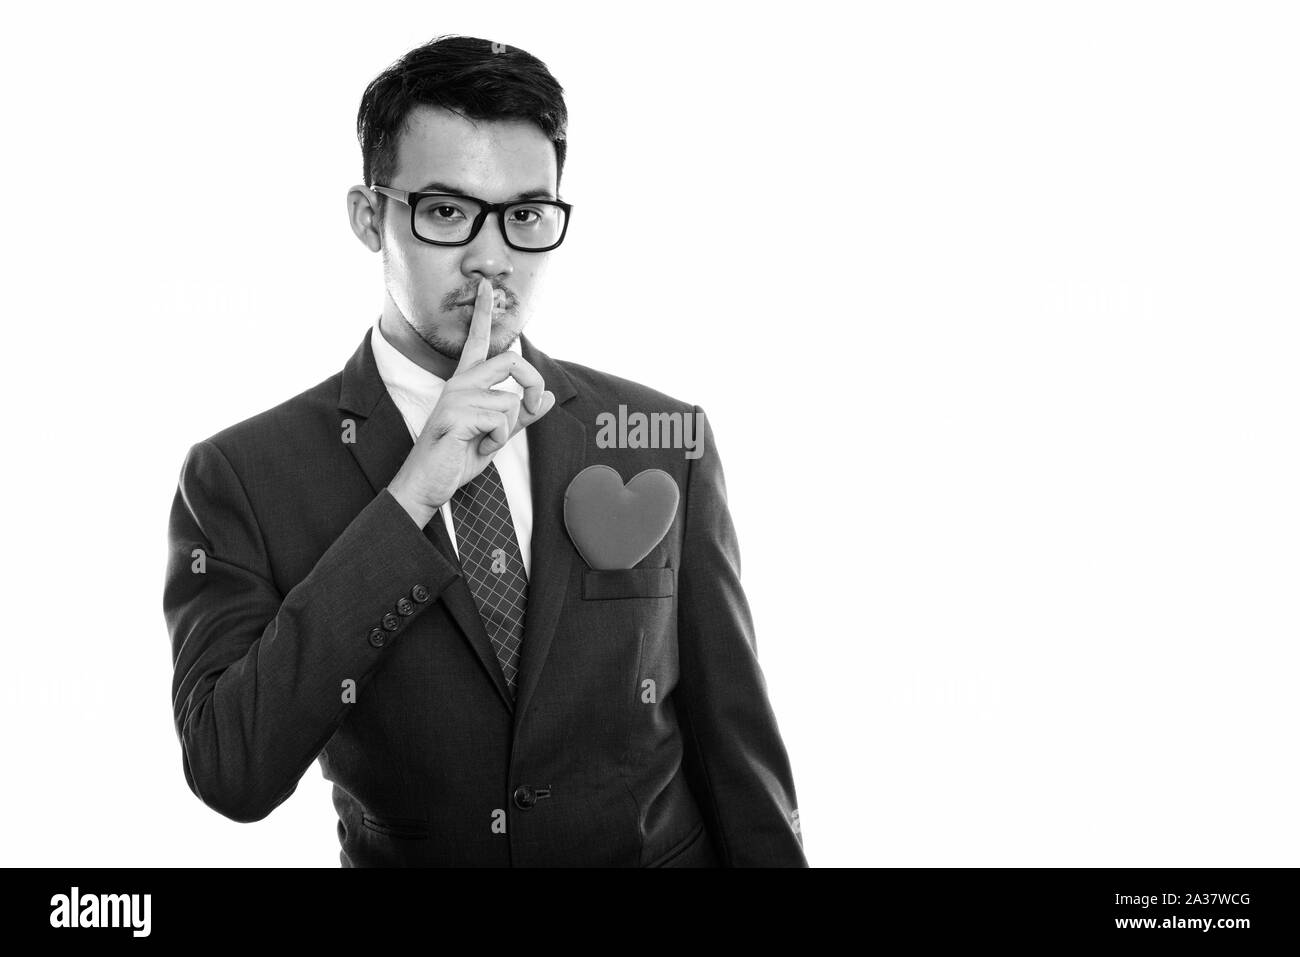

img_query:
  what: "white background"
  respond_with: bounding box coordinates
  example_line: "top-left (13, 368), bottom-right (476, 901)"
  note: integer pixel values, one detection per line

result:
top-left (1, 1), bottom-right (1297, 867)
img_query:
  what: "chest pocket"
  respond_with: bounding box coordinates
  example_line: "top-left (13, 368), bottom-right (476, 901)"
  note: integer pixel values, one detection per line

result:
top-left (581, 566), bottom-right (675, 600)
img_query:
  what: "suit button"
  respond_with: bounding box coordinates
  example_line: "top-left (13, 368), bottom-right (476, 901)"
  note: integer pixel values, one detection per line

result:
top-left (512, 785), bottom-right (535, 809)
top-left (381, 613), bottom-right (400, 631)
top-left (368, 628), bottom-right (386, 648)
top-left (396, 597), bottom-right (415, 616)
top-left (411, 584), bottom-right (431, 603)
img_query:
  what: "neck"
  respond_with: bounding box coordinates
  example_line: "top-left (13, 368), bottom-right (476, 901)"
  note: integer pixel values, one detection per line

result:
top-left (378, 298), bottom-right (460, 380)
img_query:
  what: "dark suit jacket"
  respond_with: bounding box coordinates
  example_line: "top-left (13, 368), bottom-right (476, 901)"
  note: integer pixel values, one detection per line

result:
top-left (163, 329), bottom-right (807, 866)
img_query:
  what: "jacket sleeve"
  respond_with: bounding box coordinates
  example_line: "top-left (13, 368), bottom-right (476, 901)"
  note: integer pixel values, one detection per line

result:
top-left (674, 407), bottom-right (808, 866)
top-left (162, 438), bottom-right (461, 823)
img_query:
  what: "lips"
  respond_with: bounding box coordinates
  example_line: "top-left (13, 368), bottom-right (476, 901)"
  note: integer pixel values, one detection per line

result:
top-left (455, 292), bottom-right (507, 309)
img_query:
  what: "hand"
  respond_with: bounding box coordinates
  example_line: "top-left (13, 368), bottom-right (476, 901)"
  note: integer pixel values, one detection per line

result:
top-left (387, 277), bottom-right (555, 527)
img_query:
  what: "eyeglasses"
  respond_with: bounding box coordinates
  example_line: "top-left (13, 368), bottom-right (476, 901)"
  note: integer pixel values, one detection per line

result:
top-left (371, 185), bottom-right (572, 252)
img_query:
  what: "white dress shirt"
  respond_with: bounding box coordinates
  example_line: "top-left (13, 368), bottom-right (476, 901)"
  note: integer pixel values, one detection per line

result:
top-left (370, 319), bottom-right (534, 577)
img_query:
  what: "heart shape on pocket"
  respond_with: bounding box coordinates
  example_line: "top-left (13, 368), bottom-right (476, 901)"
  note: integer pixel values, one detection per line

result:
top-left (563, 465), bottom-right (680, 570)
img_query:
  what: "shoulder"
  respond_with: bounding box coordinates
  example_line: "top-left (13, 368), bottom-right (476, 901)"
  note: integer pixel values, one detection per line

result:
top-left (540, 352), bottom-right (721, 476)
top-left (190, 369), bottom-right (344, 475)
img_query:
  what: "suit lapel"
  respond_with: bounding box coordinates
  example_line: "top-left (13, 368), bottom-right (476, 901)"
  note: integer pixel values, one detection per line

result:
top-left (337, 328), bottom-right (516, 714)
top-left (514, 335), bottom-right (585, 726)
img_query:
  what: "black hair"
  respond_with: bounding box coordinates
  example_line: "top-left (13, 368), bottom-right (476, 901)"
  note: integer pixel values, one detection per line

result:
top-left (356, 34), bottom-right (569, 231)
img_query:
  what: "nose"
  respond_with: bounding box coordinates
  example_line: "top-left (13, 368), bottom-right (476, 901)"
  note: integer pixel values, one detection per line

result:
top-left (460, 211), bottom-right (514, 285)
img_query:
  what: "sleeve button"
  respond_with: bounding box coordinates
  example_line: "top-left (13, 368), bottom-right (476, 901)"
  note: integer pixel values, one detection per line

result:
top-left (368, 628), bottom-right (387, 648)
top-left (411, 584), bottom-right (431, 603)
top-left (396, 597), bottom-right (415, 616)
top-left (381, 613), bottom-right (400, 631)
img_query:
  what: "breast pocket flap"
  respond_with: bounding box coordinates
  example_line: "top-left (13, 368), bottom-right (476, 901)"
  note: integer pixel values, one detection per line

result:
top-left (582, 566), bottom-right (675, 600)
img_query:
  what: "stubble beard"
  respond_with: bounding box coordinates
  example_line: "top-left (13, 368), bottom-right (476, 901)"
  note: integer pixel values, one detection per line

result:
top-left (417, 315), bottom-right (522, 362)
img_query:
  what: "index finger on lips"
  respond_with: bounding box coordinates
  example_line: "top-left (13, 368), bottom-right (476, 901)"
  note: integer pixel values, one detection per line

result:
top-left (454, 278), bottom-right (494, 374)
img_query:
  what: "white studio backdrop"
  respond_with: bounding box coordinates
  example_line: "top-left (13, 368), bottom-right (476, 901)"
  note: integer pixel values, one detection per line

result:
top-left (0, 0), bottom-right (1296, 867)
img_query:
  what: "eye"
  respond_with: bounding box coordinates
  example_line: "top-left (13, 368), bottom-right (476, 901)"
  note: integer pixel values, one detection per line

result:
top-left (416, 196), bottom-right (473, 221)
top-left (509, 207), bottom-right (543, 224)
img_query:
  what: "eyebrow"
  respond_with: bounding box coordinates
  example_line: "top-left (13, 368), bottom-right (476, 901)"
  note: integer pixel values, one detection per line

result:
top-left (416, 181), bottom-right (556, 201)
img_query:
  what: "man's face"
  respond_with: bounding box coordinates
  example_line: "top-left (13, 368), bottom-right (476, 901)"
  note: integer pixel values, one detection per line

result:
top-left (378, 105), bottom-right (559, 359)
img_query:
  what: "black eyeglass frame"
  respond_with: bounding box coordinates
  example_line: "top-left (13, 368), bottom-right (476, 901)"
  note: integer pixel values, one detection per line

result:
top-left (371, 185), bottom-right (573, 252)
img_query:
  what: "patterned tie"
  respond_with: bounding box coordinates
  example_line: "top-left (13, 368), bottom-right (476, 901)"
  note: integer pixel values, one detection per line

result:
top-left (449, 461), bottom-right (528, 697)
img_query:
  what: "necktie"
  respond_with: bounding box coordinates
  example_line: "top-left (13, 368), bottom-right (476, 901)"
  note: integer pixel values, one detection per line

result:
top-left (449, 461), bottom-right (528, 697)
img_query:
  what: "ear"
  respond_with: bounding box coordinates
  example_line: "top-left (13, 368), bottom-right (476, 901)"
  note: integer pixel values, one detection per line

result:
top-left (346, 185), bottom-right (383, 253)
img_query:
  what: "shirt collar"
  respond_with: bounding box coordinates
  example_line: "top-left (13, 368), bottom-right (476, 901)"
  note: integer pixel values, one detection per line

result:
top-left (371, 316), bottom-right (523, 402)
